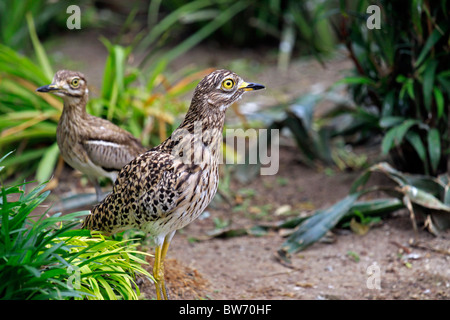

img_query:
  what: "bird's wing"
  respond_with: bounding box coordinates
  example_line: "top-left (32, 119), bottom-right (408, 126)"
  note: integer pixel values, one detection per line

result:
top-left (84, 149), bottom-right (201, 233)
top-left (114, 149), bottom-right (201, 213)
top-left (81, 116), bottom-right (147, 171)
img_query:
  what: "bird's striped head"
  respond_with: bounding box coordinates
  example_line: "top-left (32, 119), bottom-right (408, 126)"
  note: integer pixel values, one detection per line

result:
top-left (36, 70), bottom-right (88, 99)
top-left (192, 69), bottom-right (265, 112)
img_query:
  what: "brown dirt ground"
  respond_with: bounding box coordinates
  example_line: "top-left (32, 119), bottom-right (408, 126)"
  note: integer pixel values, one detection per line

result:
top-left (136, 145), bottom-right (450, 300)
top-left (39, 31), bottom-right (450, 300)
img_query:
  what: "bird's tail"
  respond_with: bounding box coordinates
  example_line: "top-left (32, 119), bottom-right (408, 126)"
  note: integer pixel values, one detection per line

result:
top-left (81, 210), bottom-right (93, 230)
top-left (81, 201), bottom-right (110, 232)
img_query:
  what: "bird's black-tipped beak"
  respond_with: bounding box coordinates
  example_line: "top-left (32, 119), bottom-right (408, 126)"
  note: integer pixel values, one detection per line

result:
top-left (36, 84), bottom-right (59, 92)
top-left (239, 81), bottom-right (265, 91)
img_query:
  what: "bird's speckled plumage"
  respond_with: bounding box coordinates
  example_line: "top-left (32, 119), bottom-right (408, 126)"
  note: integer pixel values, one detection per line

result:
top-left (37, 70), bottom-right (147, 200)
top-left (81, 69), bottom-right (265, 299)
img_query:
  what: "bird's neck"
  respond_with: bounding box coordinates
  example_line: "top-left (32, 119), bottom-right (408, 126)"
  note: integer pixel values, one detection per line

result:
top-left (179, 102), bottom-right (226, 133)
top-left (158, 99), bottom-right (227, 162)
top-left (60, 95), bottom-right (89, 121)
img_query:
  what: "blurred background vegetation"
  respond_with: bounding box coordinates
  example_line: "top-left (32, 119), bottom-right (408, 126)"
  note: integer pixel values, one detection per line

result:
top-left (1, 0), bottom-right (447, 182)
top-left (0, 0), bottom-right (341, 183)
top-left (0, 0), bottom-right (449, 299)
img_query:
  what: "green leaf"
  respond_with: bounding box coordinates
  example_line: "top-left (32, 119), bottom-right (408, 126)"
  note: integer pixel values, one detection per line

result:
top-left (26, 13), bottom-right (52, 80)
top-left (396, 75), bottom-right (408, 83)
top-left (35, 142), bottom-right (60, 183)
top-left (427, 128), bottom-right (441, 174)
top-left (0, 150), bottom-right (14, 163)
top-left (438, 175), bottom-right (450, 205)
top-left (112, 45), bottom-right (128, 94)
top-left (350, 168), bottom-right (372, 194)
top-left (0, 149), bottom-right (46, 168)
top-left (23, 265), bottom-right (41, 278)
top-left (411, 0), bottom-right (423, 35)
top-left (398, 77), bottom-right (415, 100)
top-left (279, 192), bottom-right (362, 254)
top-left (335, 76), bottom-right (377, 86)
top-left (96, 276), bottom-right (117, 300)
top-left (379, 116), bottom-right (405, 128)
top-left (394, 120), bottom-right (420, 145)
top-left (423, 60), bottom-right (438, 111)
top-left (100, 37), bottom-right (114, 99)
top-left (415, 29), bottom-right (443, 68)
top-left (346, 198), bottom-right (404, 218)
top-left (433, 87), bottom-right (444, 119)
top-left (437, 71), bottom-right (450, 95)
top-left (402, 185), bottom-right (450, 212)
top-left (163, 1), bottom-right (249, 64)
top-left (381, 126), bottom-right (398, 154)
top-left (146, 58), bottom-right (168, 92)
top-left (381, 91), bottom-right (395, 117)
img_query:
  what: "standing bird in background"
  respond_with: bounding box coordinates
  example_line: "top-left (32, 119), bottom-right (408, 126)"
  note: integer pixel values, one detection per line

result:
top-left (82, 69), bottom-right (265, 299)
top-left (36, 70), bottom-right (147, 201)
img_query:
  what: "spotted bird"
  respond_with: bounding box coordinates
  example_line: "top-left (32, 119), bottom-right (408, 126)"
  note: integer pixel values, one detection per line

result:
top-left (82, 69), bottom-right (265, 299)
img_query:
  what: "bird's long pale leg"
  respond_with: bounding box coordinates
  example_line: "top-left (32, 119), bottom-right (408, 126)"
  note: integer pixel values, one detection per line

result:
top-left (153, 245), bottom-right (164, 300)
top-left (153, 231), bottom-right (176, 300)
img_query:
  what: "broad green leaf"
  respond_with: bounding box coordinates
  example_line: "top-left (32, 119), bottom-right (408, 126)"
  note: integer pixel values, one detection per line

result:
top-left (112, 45), bottom-right (129, 94)
top-left (396, 75), bottom-right (408, 83)
top-left (368, 162), bottom-right (413, 187)
top-left (415, 29), bottom-right (444, 68)
top-left (26, 13), bottom-right (53, 79)
top-left (437, 71), bottom-right (450, 95)
top-left (146, 58), bottom-right (168, 92)
top-left (402, 185), bottom-right (450, 212)
top-left (23, 265), bottom-right (41, 278)
top-left (411, 0), bottom-right (423, 35)
top-left (381, 126), bottom-right (398, 154)
top-left (335, 76), bottom-right (376, 86)
top-left (398, 77), bottom-right (415, 100)
top-left (433, 87), bottom-right (444, 119)
top-left (279, 192), bottom-right (362, 254)
top-left (394, 120), bottom-right (420, 145)
top-left (35, 142), bottom-right (60, 183)
top-left (381, 91), bottom-right (395, 117)
top-left (350, 167), bottom-right (372, 193)
top-left (347, 198), bottom-right (404, 218)
top-left (439, 175), bottom-right (450, 205)
top-left (379, 116), bottom-right (405, 128)
top-left (96, 276), bottom-right (117, 300)
top-left (423, 60), bottom-right (438, 111)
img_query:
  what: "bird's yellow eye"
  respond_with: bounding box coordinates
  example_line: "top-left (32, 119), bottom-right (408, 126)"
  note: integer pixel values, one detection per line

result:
top-left (71, 78), bottom-right (80, 88)
top-left (221, 79), bottom-right (235, 90)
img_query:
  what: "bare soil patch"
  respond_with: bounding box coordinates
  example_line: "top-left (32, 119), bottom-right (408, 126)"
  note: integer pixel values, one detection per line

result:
top-left (136, 146), bottom-right (450, 300)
